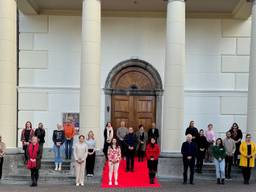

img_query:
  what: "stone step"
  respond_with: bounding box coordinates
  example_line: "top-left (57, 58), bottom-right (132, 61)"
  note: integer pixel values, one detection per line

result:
top-left (18, 159), bottom-right (72, 170)
top-left (15, 168), bottom-right (72, 176)
top-left (2, 175), bottom-right (101, 185)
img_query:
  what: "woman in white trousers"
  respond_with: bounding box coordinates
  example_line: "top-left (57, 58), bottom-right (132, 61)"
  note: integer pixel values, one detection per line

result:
top-left (108, 138), bottom-right (121, 186)
top-left (74, 135), bottom-right (88, 186)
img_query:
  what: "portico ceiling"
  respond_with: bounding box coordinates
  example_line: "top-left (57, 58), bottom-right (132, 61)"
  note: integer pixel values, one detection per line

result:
top-left (18, 0), bottom-right (251, 19)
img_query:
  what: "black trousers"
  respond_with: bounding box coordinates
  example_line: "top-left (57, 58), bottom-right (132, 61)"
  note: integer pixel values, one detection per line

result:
top-left (196, 150), bottom-right (205, 172)
top-left (225, 156), bottom-right (233, 178)
top-left (138, 145), bottom-right (145, 162)
top-left (39, 143), bottom-right (44, 157)
top-left (234, 142), bottom-right (241, 166)
top-left (103, 142), bottom-right (110, 160)
top-left (119, 140), bottom-right (126, 158)
top-left (0, 157), bottom-right (3, 179)
top-left (126, 149), bottom-right (135, 171)
top-left (148, 160), bottom-right (158, 180)
top-left (86, 150), bottom-right (95, 175)
top-left (242, 167), bottom-right (251, 182)
top-left (23, 145), bottom-right (28, 162)
top-left (183, 157), bottom-right (195, 183)
top-left (30, 168), bottom-right (39, 184)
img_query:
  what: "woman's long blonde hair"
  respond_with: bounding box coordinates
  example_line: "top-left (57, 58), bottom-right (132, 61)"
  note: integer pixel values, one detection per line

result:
top-left (87, 130), bottom-right (95, 140)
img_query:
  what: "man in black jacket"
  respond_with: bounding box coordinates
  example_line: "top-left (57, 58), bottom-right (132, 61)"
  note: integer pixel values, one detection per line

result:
top-left (124, 127), bottom-right (137, 172)
top-left (181, 134), bottom-right (197, 185)
top-left (148, 122), bottom-right (159, 143)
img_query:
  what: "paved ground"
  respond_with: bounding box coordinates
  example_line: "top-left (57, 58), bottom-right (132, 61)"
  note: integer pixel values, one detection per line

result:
top-left (1, 180), bottom-right (256, 192)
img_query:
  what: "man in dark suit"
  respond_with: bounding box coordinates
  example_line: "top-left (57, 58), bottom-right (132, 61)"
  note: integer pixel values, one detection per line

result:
top-left (148, 122), bottom-right (159, 143)
top-left (181, 134), bottom-right (197, 185)
top-left (124, 127), bottom-right (137, 172)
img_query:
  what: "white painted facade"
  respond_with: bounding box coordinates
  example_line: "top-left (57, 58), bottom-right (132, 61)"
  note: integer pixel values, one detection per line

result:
top-left (17, 13), bottom-right (251, 148)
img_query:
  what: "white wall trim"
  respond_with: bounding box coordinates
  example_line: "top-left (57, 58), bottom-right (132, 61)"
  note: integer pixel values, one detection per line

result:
top-left (185, 89), bottom-right (248, 97)
top-left (18, 86), bottom-right (248, 96)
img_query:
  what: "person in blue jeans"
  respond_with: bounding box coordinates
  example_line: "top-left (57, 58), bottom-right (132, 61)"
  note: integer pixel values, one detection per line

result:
top-left (213, 138), bottom-right (226, 185)
top-left (52, 124), bottom-right (65, 171)
top-left (64, 120), bottom-right (75, 160)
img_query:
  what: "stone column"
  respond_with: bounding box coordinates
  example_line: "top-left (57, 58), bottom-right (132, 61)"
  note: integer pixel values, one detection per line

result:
top-left (247, 0), bottom-right (256, 137)
top-left (0, 0), bottom-right (17, 148)
top-left (162, 0), bottom-right (185, 152)
top-left (80, 0), bottom-right (101, 148)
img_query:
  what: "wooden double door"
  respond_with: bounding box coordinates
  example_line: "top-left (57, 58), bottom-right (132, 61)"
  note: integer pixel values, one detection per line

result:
top-left (111, 95), bottom-right (156, 132)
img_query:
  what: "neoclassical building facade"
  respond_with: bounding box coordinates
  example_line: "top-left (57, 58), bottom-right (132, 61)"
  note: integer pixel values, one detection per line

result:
top-left (0, 0), bottom-right (255, 155)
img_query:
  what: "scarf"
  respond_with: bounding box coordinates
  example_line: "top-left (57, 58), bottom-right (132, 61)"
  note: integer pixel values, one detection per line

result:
top-left (107, 127), bottom-right (113, 140)
top-left (27, 143), bottom-right (39, 169)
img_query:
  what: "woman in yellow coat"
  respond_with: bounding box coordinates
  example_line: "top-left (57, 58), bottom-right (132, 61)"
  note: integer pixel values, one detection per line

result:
top-left (239, 134), bottom-right (256, 184)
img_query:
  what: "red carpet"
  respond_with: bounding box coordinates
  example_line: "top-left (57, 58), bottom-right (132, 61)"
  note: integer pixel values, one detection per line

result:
top-left (101, 158), bottom-right (160, 188)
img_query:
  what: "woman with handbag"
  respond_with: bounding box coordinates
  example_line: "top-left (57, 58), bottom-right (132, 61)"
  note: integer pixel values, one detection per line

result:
top-left (26, 136), bottom-right (42, 187)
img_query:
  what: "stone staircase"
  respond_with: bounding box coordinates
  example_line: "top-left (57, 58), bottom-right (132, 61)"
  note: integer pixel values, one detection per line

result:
top-left (2, 148), bottom-right (105, 185)
top-left (3, 150), bottom-right (254, 184)
top-left (195, 162), bottom-right (243, 181)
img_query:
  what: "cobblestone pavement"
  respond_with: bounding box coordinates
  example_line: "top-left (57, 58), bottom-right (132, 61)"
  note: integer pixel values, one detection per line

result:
top-left (1, 180), bottom-right (256, 192)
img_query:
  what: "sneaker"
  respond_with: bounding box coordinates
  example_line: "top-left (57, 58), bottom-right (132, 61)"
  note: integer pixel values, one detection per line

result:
top-left (76, 183), bottom-right (79, 186)
top-left (115, 181), bottom-right (118, 186)
top-left (81, 183), bottom-right (84, 186)
top-left (109, 181), bottom-right (112, 186)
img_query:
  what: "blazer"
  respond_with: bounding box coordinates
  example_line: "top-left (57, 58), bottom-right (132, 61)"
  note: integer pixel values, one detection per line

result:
top-left (136, 131), bottom-right (148, 151)
top-left (181, 141), bottom-right (197, 159)
top-left (148, 128), bottom-right (159, 141)
top-left (239, 141), bottom-right (256, 168)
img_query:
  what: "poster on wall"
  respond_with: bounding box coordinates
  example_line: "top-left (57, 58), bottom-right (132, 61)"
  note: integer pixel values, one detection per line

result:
top-left (62, 113), bottom-right (80, 130)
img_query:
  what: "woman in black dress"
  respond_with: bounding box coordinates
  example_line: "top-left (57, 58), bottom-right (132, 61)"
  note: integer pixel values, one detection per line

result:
top-left (229, 123), bottom-right (243, 166)
top-left (103, 122), bottom-right (114, 160)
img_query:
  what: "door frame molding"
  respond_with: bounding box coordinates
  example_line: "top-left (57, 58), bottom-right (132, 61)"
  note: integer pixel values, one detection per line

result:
top-left (104, 59), bottom-right (164, 144)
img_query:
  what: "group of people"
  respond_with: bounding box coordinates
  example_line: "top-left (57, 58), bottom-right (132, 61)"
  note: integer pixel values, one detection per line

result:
top-left (17, 120), bottom-right (160, 187)
top-left (19, 120), bottom-right (96, 187)
top-left (2, 119), bottom-right (254, 187)
top-left (182, 120), bottom-right (255, 185)
top-left (103, 121), bottom-right (160, 185)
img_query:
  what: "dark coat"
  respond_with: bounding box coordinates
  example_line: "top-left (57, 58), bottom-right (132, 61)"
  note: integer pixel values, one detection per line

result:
top-left (148, 128), bottom-right (159, 142)
top-left (196, 136), bottom-right (208, 150)
top-left (181, 141), bottom-right (197, 159)
top-left (185, 127), bottom-right (199, 142)
top-left (124, 133), bottom-right (138, 149)
top-left (34, 128), bottom-right (46, 144)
